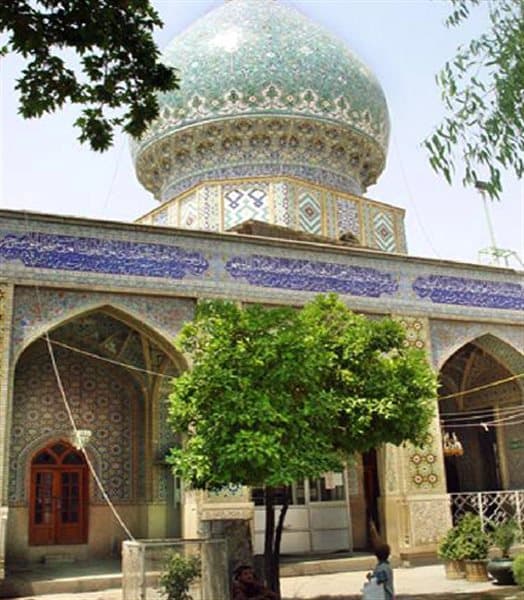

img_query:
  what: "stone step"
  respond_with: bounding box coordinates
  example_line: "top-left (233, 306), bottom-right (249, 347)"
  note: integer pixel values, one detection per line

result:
top-left (42, 554), bottom-right (77, 564)
top-left (280, 553), bottom-right (377, 577)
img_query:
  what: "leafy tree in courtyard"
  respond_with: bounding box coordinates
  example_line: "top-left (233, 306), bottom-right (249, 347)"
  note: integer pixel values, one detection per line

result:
top-left (0, 0), bottom-right (178, 151)
top-left (425, 0), bottom-right (524, 200)
top-left (168, 295), bottom-right (437, 599)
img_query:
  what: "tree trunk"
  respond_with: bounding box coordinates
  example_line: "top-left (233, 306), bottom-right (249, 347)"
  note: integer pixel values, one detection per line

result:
top-left (263, 486), bottom-right (290, 600)
top-left (273, 489), bottom-right (290, 600)
top-left (264, 487), bottom-right (276, 594)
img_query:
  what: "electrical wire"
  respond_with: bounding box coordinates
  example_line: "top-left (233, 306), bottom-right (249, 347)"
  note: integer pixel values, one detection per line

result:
top-left (442, 416), bottom-right (524, 429)
top-left (49, 335), bottom-right (524, 411)
top-left (391, 131), bottom-right (441, 258)
top-left (22, 210), bottom-right (136, 542)
top-left (438, 372), bottom-right (524, 401)
top-left (15, 232), bottom-right (523, 453)
top-left (440, 405), bottom-right (524, 421)
top-left (43, 331), bottom-right (135, 541)
top-left (49, 338), bottom-right (173, 379)
top-left (441, 407), bottom-right (524, 429)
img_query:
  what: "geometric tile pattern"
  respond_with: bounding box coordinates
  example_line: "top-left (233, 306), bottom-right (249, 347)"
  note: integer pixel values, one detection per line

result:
top-left (11, 287), bottom-right (195, 362)
top-left (297, 188), bottom-right (321, 234)
top-left (407, 428), bottom-right (442, 492)
top-left (394, 315), bottom-right (445, 493)
top-left (273, 182), bottom-right (293, 227)
top-left (324, 193), bottom-right (338, 239)
top-left (9, 344), bottom-right (140, 505)
top-left (152, 209), bottom-right (168, 225)
top-left (134, 176), bottom-right (408, 254)
top-left (395, 315), bottom-right (430, 351)
top-left (180, 192), bottom-right (199, 229)
top-left (336, 196), bottom-right (360, 239)
top-left (223, 183), bottom-right (269, 230)
top-left (199, 185), bottom-right (221, 231)
top-left (372, 208), bottom-right (396, 252)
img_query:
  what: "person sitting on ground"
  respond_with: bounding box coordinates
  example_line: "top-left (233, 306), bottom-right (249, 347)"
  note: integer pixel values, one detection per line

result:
top-left (367, 543), bottom-right (395, 600)
top-left (231, 564), bottom-right (277, 600)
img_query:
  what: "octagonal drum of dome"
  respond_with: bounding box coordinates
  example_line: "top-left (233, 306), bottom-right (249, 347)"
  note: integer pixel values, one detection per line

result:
top-left (132, 0), bottom-right (390, 203)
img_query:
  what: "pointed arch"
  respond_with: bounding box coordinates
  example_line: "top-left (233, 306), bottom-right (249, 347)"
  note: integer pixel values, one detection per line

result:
top-left (437, 331), bottom-right (523, 371)
top-left (13, 302), bottom-right (188, 372)
top-left (439, 333), bottom-right (524, 395)
top-left (10, 431), bottom-right (103, 504)
top-left (438, 334), bottom-right (524, 494)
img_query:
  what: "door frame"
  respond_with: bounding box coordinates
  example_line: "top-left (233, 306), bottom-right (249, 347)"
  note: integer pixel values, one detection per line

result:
top-left (29, 441), bottom-right (88, 546)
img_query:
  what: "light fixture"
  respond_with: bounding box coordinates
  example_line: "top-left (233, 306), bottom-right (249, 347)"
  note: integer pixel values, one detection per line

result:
top-left (443, 432), bottom-right (464, 457)
top-left (72, 429), bottom-right (92, 450)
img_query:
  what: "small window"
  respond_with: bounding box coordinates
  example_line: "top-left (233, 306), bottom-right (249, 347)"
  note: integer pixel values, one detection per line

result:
top-left (63, 452), bottom-right (84, 465)
top-left (251, 483), bottom-right (305, 506)
top-left (51, 443), bottom-right (67, 456)
top-left (33, 451), bottom-right (57, 465)
top-left (309, 475), bottom-right (345, 502)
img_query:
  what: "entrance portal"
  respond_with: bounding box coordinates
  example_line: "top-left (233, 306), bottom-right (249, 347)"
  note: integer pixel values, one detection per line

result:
top-left (29, 441), bottom-right (88, 545)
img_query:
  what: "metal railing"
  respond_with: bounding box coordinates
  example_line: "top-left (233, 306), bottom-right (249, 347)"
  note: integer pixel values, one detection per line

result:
top-left (450, 490), bottom-right (524, 531)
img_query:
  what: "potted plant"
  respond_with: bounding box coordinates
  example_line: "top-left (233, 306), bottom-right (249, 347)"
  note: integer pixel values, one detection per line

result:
top-left (455, 513), bottom-right (490, 582)
top-left (487, 519), bottom-right (519, 585)
top-left (438, 524), bottom-right (465, 579)
top-left (513, 553), bottom-right (524, 588)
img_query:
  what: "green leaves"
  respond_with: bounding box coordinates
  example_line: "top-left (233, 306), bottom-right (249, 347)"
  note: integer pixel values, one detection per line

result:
top-left (0, 0), bottom-right (179, 151)
top-left (425, 0), bottom-right (524, 199)
top-left (167, 294), bottom-right (437, 490)
top-left (159, 552), bottom-right (200, 600)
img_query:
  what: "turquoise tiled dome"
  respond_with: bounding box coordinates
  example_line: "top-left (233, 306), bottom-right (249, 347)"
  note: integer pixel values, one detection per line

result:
top-left (133, 0), bottom-right (390, 200)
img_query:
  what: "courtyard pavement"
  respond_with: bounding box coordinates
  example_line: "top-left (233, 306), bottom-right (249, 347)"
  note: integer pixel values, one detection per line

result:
top-left (3, 564), bottom-right (523, 600)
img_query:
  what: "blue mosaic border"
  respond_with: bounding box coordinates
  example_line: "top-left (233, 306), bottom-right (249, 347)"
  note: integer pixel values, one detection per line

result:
top-left (225, 254), bottom-right (399, 297)
top-left (413, 275), bottom-right (524, 311)
top-left (0, 232), bottom-right (209, 279)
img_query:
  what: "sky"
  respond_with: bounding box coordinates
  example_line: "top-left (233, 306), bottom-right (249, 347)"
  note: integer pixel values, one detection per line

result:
top-left (1, 0), bottom-right (523, 267)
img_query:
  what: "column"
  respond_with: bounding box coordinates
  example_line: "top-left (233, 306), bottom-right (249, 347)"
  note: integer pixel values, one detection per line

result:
top-left (0, 283), bottom-right (14, 578)
top-left (380, 316), bottom-right (452, 561)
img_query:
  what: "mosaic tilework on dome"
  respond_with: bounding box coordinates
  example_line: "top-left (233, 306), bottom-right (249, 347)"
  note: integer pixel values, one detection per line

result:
top-left (138, 0), bottom-right (389, 148)
top-left (132, 0), bottom-right (389, 198)
top-left (157, 153), bottom-right (364, 202)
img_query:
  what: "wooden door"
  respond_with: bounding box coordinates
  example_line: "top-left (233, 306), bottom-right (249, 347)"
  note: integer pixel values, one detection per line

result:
top-left (29, 442), bottom-right (87, 545)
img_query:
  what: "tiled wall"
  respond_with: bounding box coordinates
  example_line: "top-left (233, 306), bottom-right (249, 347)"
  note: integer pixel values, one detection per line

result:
top-left (138, 177), bottom-right (407, 254)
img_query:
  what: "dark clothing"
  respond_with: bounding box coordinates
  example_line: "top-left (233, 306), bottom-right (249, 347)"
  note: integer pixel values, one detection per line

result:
top-left (231, 579), bottom-right (277, 600)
